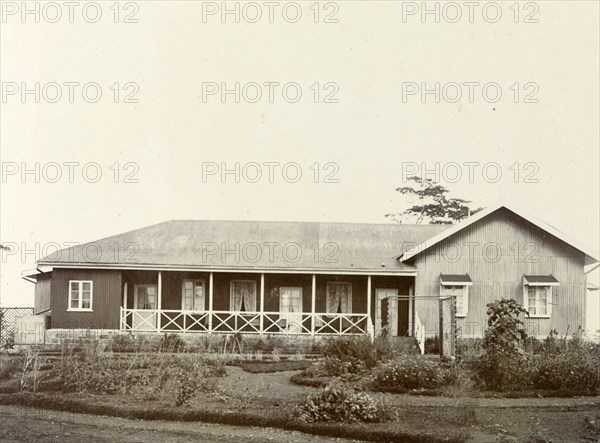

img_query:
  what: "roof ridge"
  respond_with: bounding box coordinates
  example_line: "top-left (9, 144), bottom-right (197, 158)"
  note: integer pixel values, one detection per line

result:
top-left (166, 219), bottom-right (450, 227)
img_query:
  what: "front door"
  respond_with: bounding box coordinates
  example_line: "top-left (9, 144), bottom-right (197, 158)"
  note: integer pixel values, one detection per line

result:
top-left (133, 284), bottom-right (158, 331)
top-left (375, 288), bottom-right (398, 336)
top-left (280, 287), bottom-right (303, 334)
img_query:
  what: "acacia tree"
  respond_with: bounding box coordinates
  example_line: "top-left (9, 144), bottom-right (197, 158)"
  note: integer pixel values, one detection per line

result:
top-left (386, 176), bottom-right (481, 224)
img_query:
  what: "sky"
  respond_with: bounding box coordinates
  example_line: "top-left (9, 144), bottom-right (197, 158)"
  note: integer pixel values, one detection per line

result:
top-left (1, 1), bottom-right (599, 330)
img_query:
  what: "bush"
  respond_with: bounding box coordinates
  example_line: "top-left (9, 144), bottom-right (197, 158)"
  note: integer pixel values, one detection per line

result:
top-left (371, 356), bottom-right (457, 392)
top-left (297, 383), bottom-right (394, 423)
top-left (424, 337), bottom-right (440, 354)
top-left (473, 298), bottom-right (531, 391)
top-left (532, 336), bottom-right (600, 394)
top-left (111, 334), bottom-right (157, 353)
top-left (0, 358), bottom-right (20, 380)
top-left (159, 334), bottom-right (186, 353)
top-left (322, 336), bottom-right (378, 368)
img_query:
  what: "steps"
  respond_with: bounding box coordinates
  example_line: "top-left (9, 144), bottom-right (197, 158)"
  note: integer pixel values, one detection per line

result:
top-left (389, 336), bottom-right (421, 354)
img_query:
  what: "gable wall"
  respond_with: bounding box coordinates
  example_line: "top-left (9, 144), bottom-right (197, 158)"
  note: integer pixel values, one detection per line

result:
top-left (412, 208), bottom-right (586, 337)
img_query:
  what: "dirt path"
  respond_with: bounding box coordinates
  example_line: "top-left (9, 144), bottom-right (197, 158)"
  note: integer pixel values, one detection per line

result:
top-left (0, 405), bottom-right (364, 443)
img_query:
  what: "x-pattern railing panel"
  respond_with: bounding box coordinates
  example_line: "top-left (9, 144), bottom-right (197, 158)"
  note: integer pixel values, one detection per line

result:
top-left (121, 309), bottom-right (369, 335)
top-left (184, 312), bottom-right (209, 332)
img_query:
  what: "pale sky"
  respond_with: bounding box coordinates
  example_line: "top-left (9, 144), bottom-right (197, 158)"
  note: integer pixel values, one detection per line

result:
top-left (1, 1), bottom-right (599, 330)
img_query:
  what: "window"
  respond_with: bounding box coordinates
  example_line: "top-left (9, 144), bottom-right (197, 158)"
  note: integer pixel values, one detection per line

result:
top-left (280, 287), bottom-right (303, 313)
top-left (230, 280), bottom-right (257, 312)
top-left (134, 284), bottom-right (157, 309)
top-left (441, 285), bottom-right (469, 317)
top-left (522, 275), bottom-right (559, 318)
top-left (68, 280), bottom-right (93, 311)
top-left (182, 279), bottom-right (205, 311)
top-left (440, 274), bottom-right (472, 317)
top-left (326, 282), bottom-right (352, 313)
top-left (526, 286), bottom-right (550, 316)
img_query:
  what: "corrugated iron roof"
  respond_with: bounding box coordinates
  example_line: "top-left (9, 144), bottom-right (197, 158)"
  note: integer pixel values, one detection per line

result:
top-left (523, 275), bottom-right (560, 285)
top-left (37, 220), bottom-right (449, 274)
top-left (440, 274), bottom-right (473, 285)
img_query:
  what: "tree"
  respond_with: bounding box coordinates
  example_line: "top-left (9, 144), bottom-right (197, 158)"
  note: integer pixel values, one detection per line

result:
top-left (386, 176), bottom-right (481, 224)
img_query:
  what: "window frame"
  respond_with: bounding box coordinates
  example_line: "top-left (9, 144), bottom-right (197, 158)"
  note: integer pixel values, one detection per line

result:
top-left (325, 282), bottom-right (353, 314)
top-left (523, 285), bottom-right (553, 318)
top-left (181, 279), bottom-right (206, 311)
top-left (133, 283), bottom-right (158, 310)
top-left (229, 280), bottom-right (258, 312)
top-left (67, 280), bottom-right (94, 312)
top-left (279, 287), bottom-right (303, 313)
top-left (440, 284), bottom-right (469, 317)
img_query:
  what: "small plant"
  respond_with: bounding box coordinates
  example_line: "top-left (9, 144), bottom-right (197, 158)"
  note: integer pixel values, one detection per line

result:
top-left (298, 383), bottom-right (394, 423)
top-left (19, 347), bottom-right (45, 392)
top-left (159, 334), bottom-right (186, 353)
top-left (0, 358), bottom-right (21, 380)
top-left (371, 356), bottom-right (457, 392)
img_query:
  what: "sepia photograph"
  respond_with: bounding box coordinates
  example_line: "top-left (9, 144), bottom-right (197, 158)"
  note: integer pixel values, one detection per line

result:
top-left (1, 1), bottom-right (599, 442)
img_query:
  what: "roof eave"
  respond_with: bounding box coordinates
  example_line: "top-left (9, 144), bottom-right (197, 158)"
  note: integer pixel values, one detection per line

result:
top-left (38, 262), bottom-right (418, 276)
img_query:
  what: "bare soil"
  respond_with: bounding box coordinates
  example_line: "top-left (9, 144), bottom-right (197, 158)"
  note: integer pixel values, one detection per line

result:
top-left (2, 363), bottom-right (599, 442)
top-left (0, 405), bottom-right (361, 443)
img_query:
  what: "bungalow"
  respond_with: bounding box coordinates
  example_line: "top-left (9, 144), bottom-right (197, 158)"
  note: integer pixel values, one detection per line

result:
top-left (23, 205), bottom-right (599, 344)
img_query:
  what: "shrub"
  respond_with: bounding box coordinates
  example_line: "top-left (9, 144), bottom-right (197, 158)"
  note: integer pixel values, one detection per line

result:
top-left (321, 335), bottom-right (386, 369)
top-left (473, 298), bottom-right (532, 391)
top-left (111, 333), bottom-right (157, 353)
top-left (298, 383), bottom-right (394, 423)
top-left (424, 337), bottom-right (440, 354)
top-left (0, 358), bottom-right (20, 380)
top-left (159, 334), bottom-right (186, 353)
top-left (532, 337), bottom-right (600, 394)
top-left (371, 356), bottom-right (457, 392)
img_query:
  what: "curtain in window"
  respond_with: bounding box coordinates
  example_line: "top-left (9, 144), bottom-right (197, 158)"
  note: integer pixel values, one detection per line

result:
top-left (232, 281), bottom-right (256, 312)
top-left (327, 283), bottom-right (350, 313)
top-left (528, 286), bottom-right (537, 315)
top-left (538, 286), bottom-right (548, 315)
top-left (183, 281), bottom-right (194, 310)
top-left (70, 282), bottom-right (79, 309)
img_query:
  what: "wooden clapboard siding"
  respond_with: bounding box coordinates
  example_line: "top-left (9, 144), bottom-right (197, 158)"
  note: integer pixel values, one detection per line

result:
top-left (51, 268), bottom-right (122, 329)
top-left (34, 273), bottom-right (52, 314)
top-left (412, 207), bottom-right (586, 337)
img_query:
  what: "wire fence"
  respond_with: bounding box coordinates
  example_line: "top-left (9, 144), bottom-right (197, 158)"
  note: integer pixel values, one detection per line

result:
top-left (0, 307), bottom-right (34, 345)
